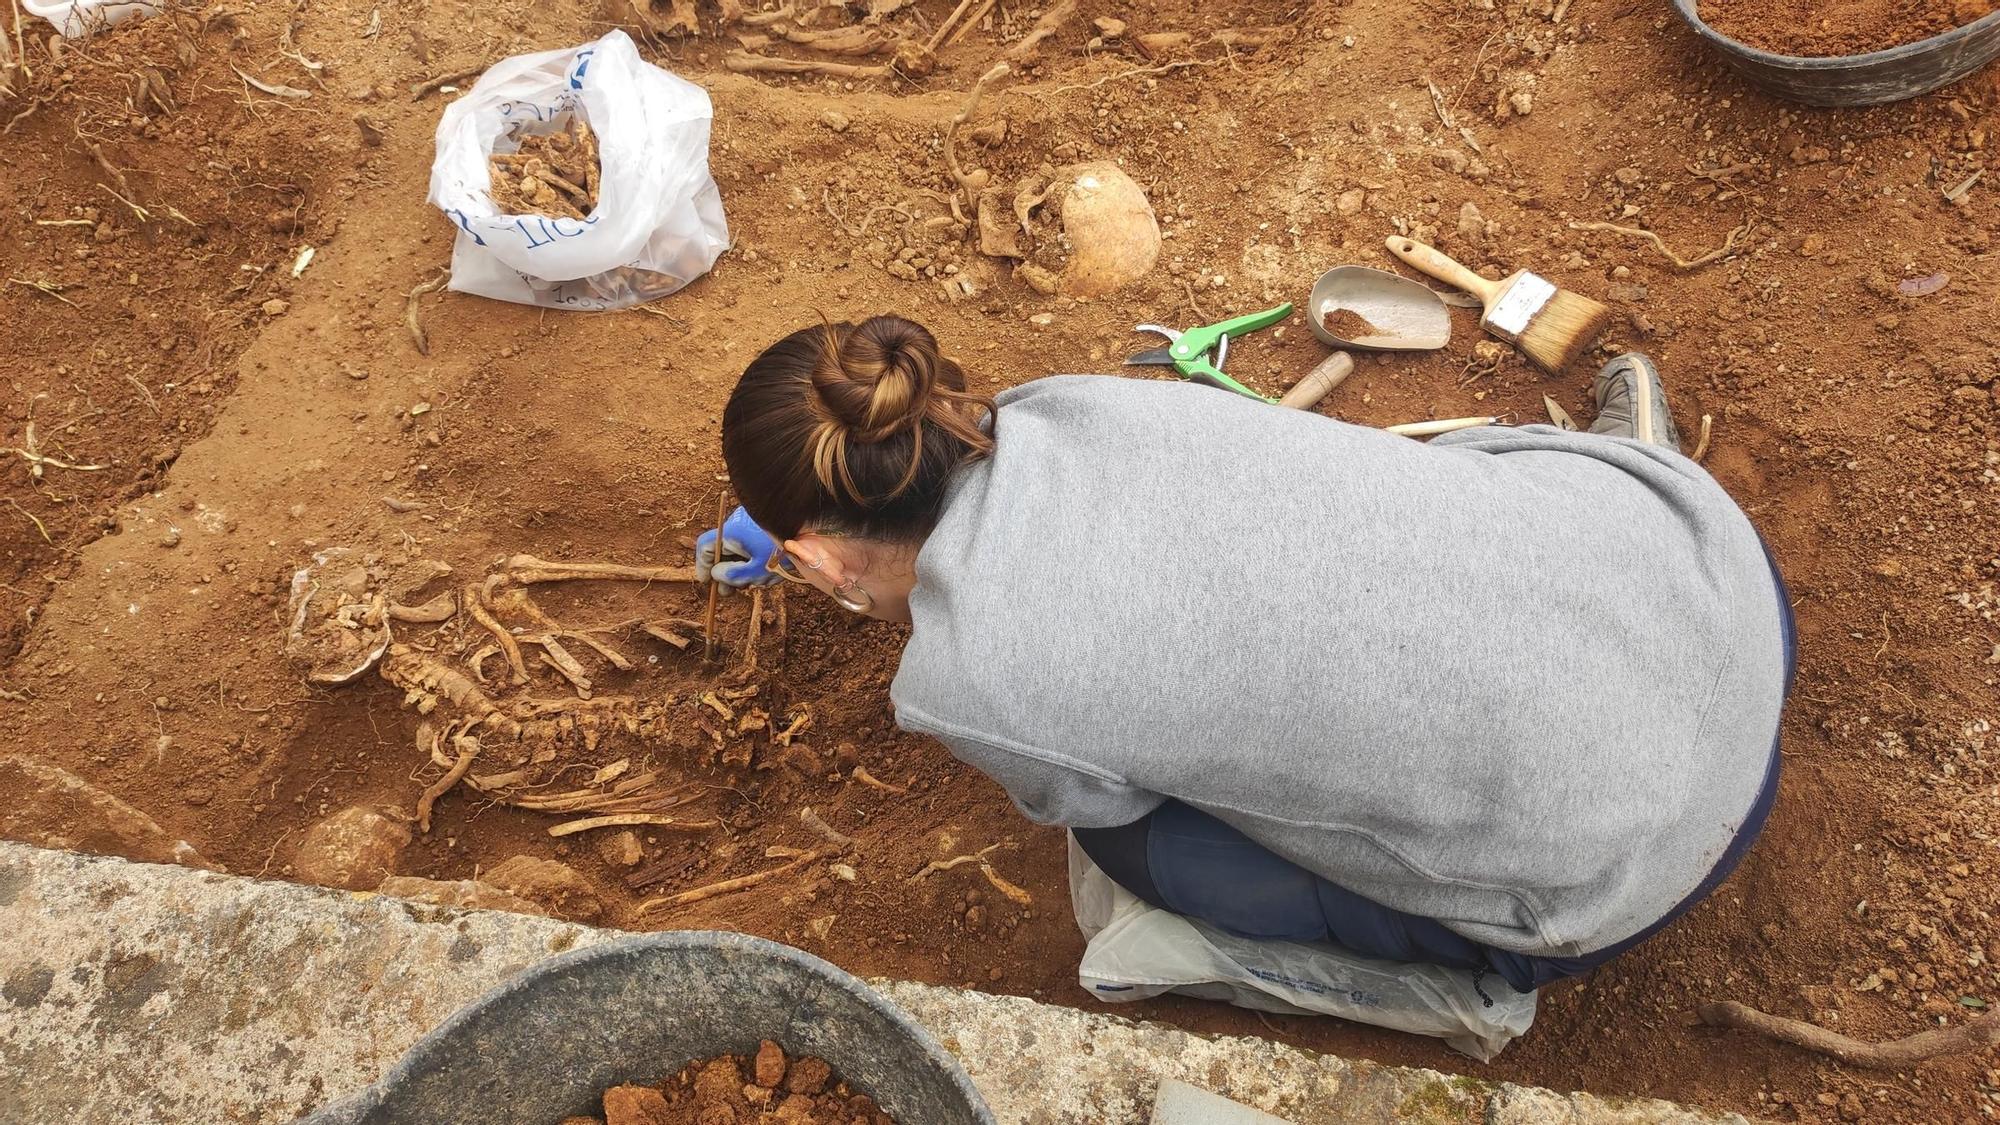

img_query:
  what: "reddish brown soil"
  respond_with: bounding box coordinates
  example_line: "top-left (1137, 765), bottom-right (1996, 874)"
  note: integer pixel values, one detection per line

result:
top-left (1700, 0), bottom-right (2000, 57)
top-left (1321, 306), bottom-right (1385, 339)
top-left (572, 1044), bottom-right (895, 1125)
top-left (3, 3), bottom-right (1999, 1124)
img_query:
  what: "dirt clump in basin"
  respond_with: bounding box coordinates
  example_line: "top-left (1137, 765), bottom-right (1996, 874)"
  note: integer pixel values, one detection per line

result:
top-left (1698, 0), bottom-right (1999, 56)
top-left (568, 1041), bottom-right (897, 1125)
top-left (1320, 307), bottom-right (1385, 340)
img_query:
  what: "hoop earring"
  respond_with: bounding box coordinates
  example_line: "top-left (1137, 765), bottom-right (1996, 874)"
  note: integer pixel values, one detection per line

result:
top-left (832, 576), bottom-right (874, 615)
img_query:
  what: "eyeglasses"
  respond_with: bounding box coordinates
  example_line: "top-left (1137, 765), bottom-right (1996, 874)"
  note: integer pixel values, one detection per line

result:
top-left (768, 550), bottom-right (813, 585)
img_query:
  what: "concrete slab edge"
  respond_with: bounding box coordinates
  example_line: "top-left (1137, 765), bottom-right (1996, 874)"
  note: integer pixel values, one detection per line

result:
top-left (0, 842), bottom-right (1755, 1124)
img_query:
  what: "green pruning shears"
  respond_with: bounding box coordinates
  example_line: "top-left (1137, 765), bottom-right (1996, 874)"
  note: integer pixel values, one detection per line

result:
top-left (1123, 303), bottom-right (1294, 403)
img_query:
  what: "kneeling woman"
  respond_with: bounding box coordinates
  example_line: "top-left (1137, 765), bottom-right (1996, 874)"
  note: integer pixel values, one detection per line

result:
top-left (702, 315), bottom-right (1794, 994)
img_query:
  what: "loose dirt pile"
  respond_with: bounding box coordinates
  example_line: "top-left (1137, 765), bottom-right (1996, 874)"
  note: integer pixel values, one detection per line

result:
top-left (1700, 0), bottom-right (2000, 56)
top-left (569, 1042), bottom-right (895, 1125)
top-left (3, 1), bottom-right (1998, 1122)
top-left (1320, 308), bottom-right (1385, 339)
top-left (490, 116), bottom-right (602, 219)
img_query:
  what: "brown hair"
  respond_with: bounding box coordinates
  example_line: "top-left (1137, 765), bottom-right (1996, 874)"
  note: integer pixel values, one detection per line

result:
top-left (721, 316), bottom-right (994, 542)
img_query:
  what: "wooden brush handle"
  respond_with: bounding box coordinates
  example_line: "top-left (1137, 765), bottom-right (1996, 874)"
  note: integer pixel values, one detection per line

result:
top-left (1384, 236), bottom-right (1500, 303)
top-left (1279, 351), bottom-right (1354, 410)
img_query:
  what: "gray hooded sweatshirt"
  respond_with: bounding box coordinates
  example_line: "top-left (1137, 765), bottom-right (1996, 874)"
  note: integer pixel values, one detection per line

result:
top-left (890, 376), bottom-right (1785, 957)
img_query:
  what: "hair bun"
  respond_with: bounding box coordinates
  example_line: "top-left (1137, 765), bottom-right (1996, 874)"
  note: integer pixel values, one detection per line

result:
top-left (812, 315), bottom-right (959, 445)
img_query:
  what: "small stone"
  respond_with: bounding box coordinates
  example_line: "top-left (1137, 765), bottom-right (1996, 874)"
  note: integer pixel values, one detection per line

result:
top-left (1456, 201), bottom-right (1485, 240)
top-left (158, 528), bottom-right (181, 549)
top-left (262, 298), bottom-right (290, 317)
top-left (1093, 16), bottom-right (1125, 37)
top-left (1800, 233), bottom-right (1826, 256)
top-left (1342, 34), bottom-right (1355, 47)
top-left (602, 1083), bottom-right (672, 1125)
top-left (1016, 262), bottom-right (1059, 296)
top-left (1875, 314), bottom-right (1901, 331)
top-left (1509, 89), bottom-right (1534, 116)
top-left (484, 856), bottom-right (606, 921)
top-left (773, 1094), bottom-right (820, 1124)
top-left (1028, 312), bottom-right (1055, 326)
top-left (293, 806), bottom-right (411, 890)
top-left (595, 830), bottom-right (644, 868)
top-left (784, 1056), bottom-right (831, 1095)
top-left (1614, 166), bottom-right (1642, 185)
top-left (1838, 1093), bottom-right (1865, 1121)
top-left (818, 109), bottom-right (850, 132)
top-left (753, 1039), bottom-right (788, 1088)
top-left (1336, 188), bottom-right (1367, 214)
top-left (344, 364), bottom-right (369, 380)
top-left (93, 221), bottom-right (116, 243)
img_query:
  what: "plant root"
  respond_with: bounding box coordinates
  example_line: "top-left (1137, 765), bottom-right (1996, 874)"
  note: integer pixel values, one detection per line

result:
top-left (404, 269), bottom-right (449, 355)
top-left (1697, 1001), bottom-right (2000, 1068)
top-left (979, 861), bottom-right (1033, 905)
top-left (1567, 219), bottom-right (1753, 271)
top-left (907, 843), bottom-right (1009, 882)
top-left (944, 63), bottom-right (1010, 226)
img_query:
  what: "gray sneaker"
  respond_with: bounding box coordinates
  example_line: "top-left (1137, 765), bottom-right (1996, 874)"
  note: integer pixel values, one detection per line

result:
top-left (1589, 353), bottom-right (1682, 452)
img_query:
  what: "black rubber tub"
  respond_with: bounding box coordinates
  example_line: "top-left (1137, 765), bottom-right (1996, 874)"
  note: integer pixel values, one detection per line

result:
top-left (297, 931), bottom-right (995, 1125)
top-left (1673, 0), bottom-right (2000, 106)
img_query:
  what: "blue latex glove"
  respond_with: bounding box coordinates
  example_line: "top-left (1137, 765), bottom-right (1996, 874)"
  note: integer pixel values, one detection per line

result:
top-left (695, 505), bottom-right (782, 587)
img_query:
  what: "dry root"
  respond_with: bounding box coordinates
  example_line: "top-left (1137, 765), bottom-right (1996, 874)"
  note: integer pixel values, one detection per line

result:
top-left (1698, 1001), bottom-right (2000, 1069)
top-left (944, 63), bottom-right (1011, 226)
top-left (1567, 219), bottom-right (1753, 271)
top-left (404, 269), bottom-right (450, 355)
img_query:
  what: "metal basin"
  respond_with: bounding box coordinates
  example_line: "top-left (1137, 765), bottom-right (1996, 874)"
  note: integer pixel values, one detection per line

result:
top-left (1672, 0), bottom-right (2000, 106)
top-left (298, 931), bottom-right (994, 1125)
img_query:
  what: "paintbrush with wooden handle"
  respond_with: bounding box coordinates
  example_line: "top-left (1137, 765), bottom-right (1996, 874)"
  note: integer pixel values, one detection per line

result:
top-left (1385, 236), bottom-right (1610, 373)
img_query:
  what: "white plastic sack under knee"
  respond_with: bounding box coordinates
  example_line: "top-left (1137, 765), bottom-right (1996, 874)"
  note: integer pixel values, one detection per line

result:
top-left (426, 30), bottom-right (729, 310)
top-left (1069, 836), bottom-right (1537, 1062)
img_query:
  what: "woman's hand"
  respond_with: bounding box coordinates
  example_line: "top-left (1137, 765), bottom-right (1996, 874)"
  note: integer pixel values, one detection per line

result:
top-left (695, 506), bottom-right (782, 587)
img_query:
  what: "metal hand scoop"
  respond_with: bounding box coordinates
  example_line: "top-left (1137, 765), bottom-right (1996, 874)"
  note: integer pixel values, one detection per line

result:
top-left (1307, 265), bottom-right (1452, 351)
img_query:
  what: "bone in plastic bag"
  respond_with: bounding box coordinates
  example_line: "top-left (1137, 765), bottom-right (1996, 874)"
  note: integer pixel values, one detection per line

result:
top-left (1069, 836), bottom-right (1537, 1062)
top-left (427, 30), bottom-right (729, 311)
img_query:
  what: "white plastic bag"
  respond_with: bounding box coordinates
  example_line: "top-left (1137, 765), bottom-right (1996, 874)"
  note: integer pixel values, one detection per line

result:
top-left (1069, 837), bottom-right (1537, 1062)
top-left (24, 0), bottom-right (155, 37)
top-left (427, 30), bottom-right (729, 311)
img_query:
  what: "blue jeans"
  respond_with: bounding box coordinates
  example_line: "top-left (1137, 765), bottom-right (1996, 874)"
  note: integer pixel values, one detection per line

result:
top-left (1077, 551), bottom-right (1797, 995)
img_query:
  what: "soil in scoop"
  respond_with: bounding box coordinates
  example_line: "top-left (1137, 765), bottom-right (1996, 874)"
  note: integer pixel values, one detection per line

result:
top-left (1321, 307), bottom-right (1386, 339)
top-left (1699, 0), bottom-right (1998, 56)
top-left (565, 1041), bottom-right (897, 1125)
